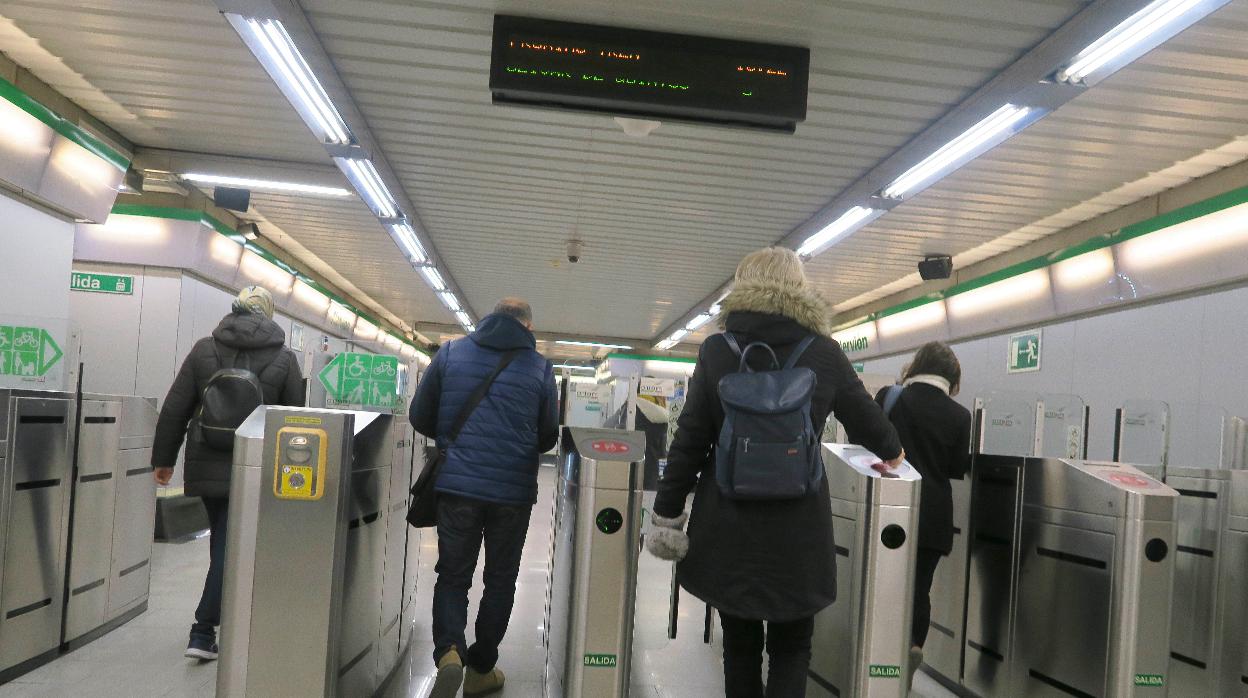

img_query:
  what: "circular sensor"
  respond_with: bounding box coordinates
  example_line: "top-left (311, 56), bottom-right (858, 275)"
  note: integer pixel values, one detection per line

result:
top-left (881, 524), bottom-right (907, 549)
top-left (596, 507), bottom-right (624, 535)
top-left (1144, 538), bottom-right (1168, 562)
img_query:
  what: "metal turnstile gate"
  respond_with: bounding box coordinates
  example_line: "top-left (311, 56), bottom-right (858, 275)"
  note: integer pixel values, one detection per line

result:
top-left (809, 444), bottom-right (921, 697)
top-left (545, 427), bottom-right (645, 698)
top-left (219, 406), bottom-right (415, 697)
top-left (1220, 468), bottom-right (1248, 695)
top-left (964, 456), bottom-right (1177, 697)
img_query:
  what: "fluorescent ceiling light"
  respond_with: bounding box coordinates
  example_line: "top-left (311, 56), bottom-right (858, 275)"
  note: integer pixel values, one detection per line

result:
top-left (555, 340), bottom-right (634, 350)
top-left (1052, 249), bottom-right (1117, 291)
top-left (667, 329), bottom-right (690, 343)
top-left (685, 313), bottom-right (714, 331)
top-left (455, 311), bottom-right (472, 327)
top-left (336, 157), bottom-right (397, 219)
top-left (390, 223), bottom-right (428, 264)
top-left (655, 339), bottom-right (677, 351)
top-left (554, 364), bottom-right (596, 372)
top-left (945, 269), bottom-right (1051, 318)
top-left (876, 301), bottom-right (947, 337)
top-left (882, 104), bottom-right (1033, 200)
top-left (419, 266), bottom-right (447, 292)
top-left (709, 303), bottom-right (723, 316)
top-left (1118, 201), bottom-right (1248, 270)
top-left (797, 206), bottom-right (880, 257)
top-left (182, 173), bottom-right (349, 197)
top-left (1057, 0), bottom-right (1210, 84)
top-left (438, 291), bottom-right (462, 313)
top-left (234, 17), bottom-right (351, 145)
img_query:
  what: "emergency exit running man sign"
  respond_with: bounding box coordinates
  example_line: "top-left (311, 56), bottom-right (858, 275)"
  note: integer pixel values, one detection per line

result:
top-left (1008, 329), bottom-right (1042, 374)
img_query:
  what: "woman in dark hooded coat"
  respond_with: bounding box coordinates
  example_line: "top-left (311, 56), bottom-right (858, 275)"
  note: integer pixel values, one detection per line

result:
top-left (647, 247), bottom-right (904, 697)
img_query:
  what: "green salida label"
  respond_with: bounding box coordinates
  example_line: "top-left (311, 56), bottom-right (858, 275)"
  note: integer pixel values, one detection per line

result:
top-left (1134, 673), bottom-right (1165, 687)
top-left (869, 664), bottom-right (901, 678)
top-left (584, 653), bottom-right (617, 668)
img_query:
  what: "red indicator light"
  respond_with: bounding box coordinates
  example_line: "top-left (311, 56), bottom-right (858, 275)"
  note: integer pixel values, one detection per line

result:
top-left (590, 440), bottom-right (630, 455)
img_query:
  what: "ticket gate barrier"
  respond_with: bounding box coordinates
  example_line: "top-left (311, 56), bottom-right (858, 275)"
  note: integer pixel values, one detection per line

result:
top-left (963, 456), bottom-right (1176, 697)
top-left (545, 427), bottom-right (645, 698)
top-left (64, 394), bottom-right (158, 646)
top-left (219, 406), bottom-right (417, 698)
top-left (808, 444), bottom-right (921, 698)
top-left (1219, 469), bottom-right (1248, 694)
top-left (0, 389), bottom-right (74, 679)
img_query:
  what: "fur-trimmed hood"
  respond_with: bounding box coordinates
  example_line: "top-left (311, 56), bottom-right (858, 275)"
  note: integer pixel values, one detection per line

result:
top-left (719, 280), bottom-right (833, 336)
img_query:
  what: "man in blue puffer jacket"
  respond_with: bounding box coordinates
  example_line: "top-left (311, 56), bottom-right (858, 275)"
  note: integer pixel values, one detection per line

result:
top-left (409, 297), bottom-right (558, 698)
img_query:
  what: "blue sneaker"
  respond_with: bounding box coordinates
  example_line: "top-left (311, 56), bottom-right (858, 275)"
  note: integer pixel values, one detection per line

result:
top-left (185, 632), bottom-right (218, 661)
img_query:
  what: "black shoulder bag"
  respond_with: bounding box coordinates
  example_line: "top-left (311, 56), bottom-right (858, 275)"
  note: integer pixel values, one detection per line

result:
top-left (406, 349), bottom-right (522, 528)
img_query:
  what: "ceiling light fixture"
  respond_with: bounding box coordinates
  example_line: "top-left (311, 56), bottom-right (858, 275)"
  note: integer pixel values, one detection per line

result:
top-left (390, 222), bottom-right (428, 264)
top-left (182, 173), bottom-right (350, 197)
top-left (336, 157), bottom-right (397, 218)
top-left (553, 364), bottom-right (597, 372)
top-left (419, 266), bottom-right (447, 292)
top-left (796, 206), bottom-right (881, 257)
top-left (230, 16), bottom-right (351, 145)
top-left (685, 313), bottom-right (714, 331)
top-left (438, 291), bottom-right (462, 313)
top-left (1057, 0), bottom-right (1216, 85)
top-left (454, 310), bottom-right (473, 328)
top-left (555, 340), bottom-right (634, 350)
top-left (882, 104), bottom-right (1033, 200)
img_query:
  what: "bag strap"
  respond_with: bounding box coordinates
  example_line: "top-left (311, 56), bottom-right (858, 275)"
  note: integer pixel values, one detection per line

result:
top-left (882, 384), bottom-right (904, 416)
top-left (446, 348), bottom-right (523, 445)
top-left (781, 335), bottom-right (817, 370)
top-left (721, 333), bottom-right (742, 359)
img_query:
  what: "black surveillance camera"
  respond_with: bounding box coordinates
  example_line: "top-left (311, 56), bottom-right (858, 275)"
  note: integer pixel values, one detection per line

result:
top-left (918, 255), bottom-right (953, 281)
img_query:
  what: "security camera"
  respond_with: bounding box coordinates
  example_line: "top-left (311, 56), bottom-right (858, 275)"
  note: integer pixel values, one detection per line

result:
top-left (566, 239), bottom-right (584, 264)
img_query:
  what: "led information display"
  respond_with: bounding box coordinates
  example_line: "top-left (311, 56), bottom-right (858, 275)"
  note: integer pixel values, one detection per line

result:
top-left (489, 15), bottom-right (809, 132)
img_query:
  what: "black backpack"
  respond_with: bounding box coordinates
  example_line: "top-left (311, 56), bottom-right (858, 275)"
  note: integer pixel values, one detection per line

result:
top-left (714, 333), bottom-right (821, 500)
top-left (196, 343), bottom-right (266, 451)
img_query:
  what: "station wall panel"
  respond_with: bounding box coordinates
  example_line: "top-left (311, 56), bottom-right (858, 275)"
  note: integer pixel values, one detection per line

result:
top-left (0, 191), bottom-right (73, 322)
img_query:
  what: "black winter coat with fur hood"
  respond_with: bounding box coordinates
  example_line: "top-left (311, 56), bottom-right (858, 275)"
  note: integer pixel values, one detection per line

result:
top-left (654, 284), bottom-right (902, 622)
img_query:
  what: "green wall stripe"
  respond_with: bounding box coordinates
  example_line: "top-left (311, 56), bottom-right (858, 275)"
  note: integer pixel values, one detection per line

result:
top-left (105, 203), bottom-right (422, 352)
top-left (866, 185), bottom-right (1248, 315)
top-left (0, 76), bottom-right (129, 171)
top-left (609, 353), bottom-right (697, 364)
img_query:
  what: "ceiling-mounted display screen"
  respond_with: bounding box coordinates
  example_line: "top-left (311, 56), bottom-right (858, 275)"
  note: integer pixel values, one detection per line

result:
top-left (489, 15), bottom-right (810, 133)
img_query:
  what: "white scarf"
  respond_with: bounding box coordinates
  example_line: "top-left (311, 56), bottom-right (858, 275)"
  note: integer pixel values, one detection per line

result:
top-left (903, 373), bottom-right (951, 395)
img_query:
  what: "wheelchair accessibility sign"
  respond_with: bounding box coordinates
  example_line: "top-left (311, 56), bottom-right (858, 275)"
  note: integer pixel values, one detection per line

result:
top-left (0, 325), bottom-right (62, 380)
top-left (318, 352), bottom-right (401, 409)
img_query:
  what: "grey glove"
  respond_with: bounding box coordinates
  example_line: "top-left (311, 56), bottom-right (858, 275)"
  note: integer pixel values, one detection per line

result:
top-left (645, 511), bottom-right (689, 562)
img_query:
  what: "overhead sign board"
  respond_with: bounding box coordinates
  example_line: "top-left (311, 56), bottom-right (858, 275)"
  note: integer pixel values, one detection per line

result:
top-left (70, 271), bottom-right (134, 295)
top-left (489, 14), bottom-right (810, 132)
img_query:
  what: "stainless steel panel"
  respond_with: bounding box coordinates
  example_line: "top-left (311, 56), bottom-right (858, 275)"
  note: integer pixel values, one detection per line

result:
top-left (925, 475), bottom-right (970, 683)
top-left (1165, 471), bottom-right (1229, 695)
top-left (339, 467), bottom-right (388, 697)
top-left (107, 448), bottom-right (156, 618)
top-left (963, 457), bottom-right (1022, 698)
top-left (1219, 523), bottom-right (1248, 695)
top-left (810, 513), bottom-right (859, 697)
top-left (1116, 400), bottom-right (1170, 468)
top-left (65, 399), bottom-right (121, 642)
top-left (1014, 519), bottom-right (1114, 697)
top-left (0, 394), bottom-right (73, 671)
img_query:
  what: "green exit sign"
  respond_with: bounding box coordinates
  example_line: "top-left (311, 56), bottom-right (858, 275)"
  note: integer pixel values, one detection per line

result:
top-left (1134, 673), bottom-right (1165, 687)
top-left (869, 664), bottom-right (901, 678)
top-left (1007, 329), bottom-right (1041, 374)
top-left (71, 271), bottom-right (133, 295)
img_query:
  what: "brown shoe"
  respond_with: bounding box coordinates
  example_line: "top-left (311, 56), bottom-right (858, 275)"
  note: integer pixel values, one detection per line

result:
top-left (430, 647), bottom-right (464, 698)
top-left (464, 665), bottom-right (505, 698)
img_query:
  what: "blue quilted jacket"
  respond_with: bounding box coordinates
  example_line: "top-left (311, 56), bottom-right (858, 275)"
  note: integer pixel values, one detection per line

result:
top-left (409, 313), bottom-right (559, 505)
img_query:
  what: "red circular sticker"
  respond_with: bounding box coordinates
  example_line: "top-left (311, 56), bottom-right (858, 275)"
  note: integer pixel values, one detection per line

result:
top-left (590, 440), bottom-right (630, 455)
top-left (1108, 473), bottom-right (1156, 489)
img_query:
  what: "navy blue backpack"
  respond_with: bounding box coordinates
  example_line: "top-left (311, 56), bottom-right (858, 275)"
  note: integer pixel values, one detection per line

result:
top-left (715, 333), bottom-right (822, 500)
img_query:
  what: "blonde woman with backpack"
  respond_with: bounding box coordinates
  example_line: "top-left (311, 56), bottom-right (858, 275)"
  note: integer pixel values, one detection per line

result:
top-left (647, 248), bottom-right (904, 697)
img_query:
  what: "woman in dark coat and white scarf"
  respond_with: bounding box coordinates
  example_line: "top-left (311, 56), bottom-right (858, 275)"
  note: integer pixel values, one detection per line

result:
top-left (647, 247), bottom-right (904, 697)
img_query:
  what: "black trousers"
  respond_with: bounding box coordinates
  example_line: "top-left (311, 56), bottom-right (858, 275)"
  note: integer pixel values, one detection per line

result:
top-left (719, 612), bottom-right (815, 698)
top-left (912, 547), bottom-right (944, 648)
top-left (193, 496), bottom-right (229, 636)
top-left (432, 494), bottom-right (532, 673)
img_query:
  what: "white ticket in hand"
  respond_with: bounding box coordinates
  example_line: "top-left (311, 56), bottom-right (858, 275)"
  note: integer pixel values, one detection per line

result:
top-left (845, 451), bottom-right (920, 481)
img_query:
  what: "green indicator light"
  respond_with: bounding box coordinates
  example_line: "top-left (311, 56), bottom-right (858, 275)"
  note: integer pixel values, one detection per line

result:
top-left (742, 91), bottom-right (753, 96)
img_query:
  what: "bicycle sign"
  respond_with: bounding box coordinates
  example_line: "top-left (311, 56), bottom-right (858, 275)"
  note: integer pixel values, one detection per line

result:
top-left (0, 325), bottom-right (62, 380)
top-left (318, 352), bottom-right (401, 410)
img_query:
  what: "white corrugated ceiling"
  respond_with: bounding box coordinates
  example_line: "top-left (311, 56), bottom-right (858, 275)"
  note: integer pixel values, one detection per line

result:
top-left (3, 0), bottom-right (1246, 354)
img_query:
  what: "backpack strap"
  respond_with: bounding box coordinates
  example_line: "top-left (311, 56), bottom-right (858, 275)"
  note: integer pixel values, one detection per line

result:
top-left (882, 384), bottom-right (904, 416)
top-left (721, 332), bottom-right (743, 359)
top-left (781, 335), bottom-right (817, 370)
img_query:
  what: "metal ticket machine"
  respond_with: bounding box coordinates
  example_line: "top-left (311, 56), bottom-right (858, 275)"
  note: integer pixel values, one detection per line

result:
top-left (808, 444), bottom-right (921, 697)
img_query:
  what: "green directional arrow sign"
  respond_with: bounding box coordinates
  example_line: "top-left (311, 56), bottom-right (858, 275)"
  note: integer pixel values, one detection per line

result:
top-left (0, 325), bottom-right (62, 378)
top-left (318, 352), bottom-right (400, 410)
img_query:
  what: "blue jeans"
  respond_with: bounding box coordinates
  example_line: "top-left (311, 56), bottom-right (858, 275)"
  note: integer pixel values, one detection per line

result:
top-left (193, 496), bottom-right (229, 636)
top-left (432, 494), bottom-right (532, 672)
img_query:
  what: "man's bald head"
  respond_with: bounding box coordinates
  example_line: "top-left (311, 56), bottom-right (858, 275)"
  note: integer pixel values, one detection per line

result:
top-left (494, 297), bottom-right (534, 329)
